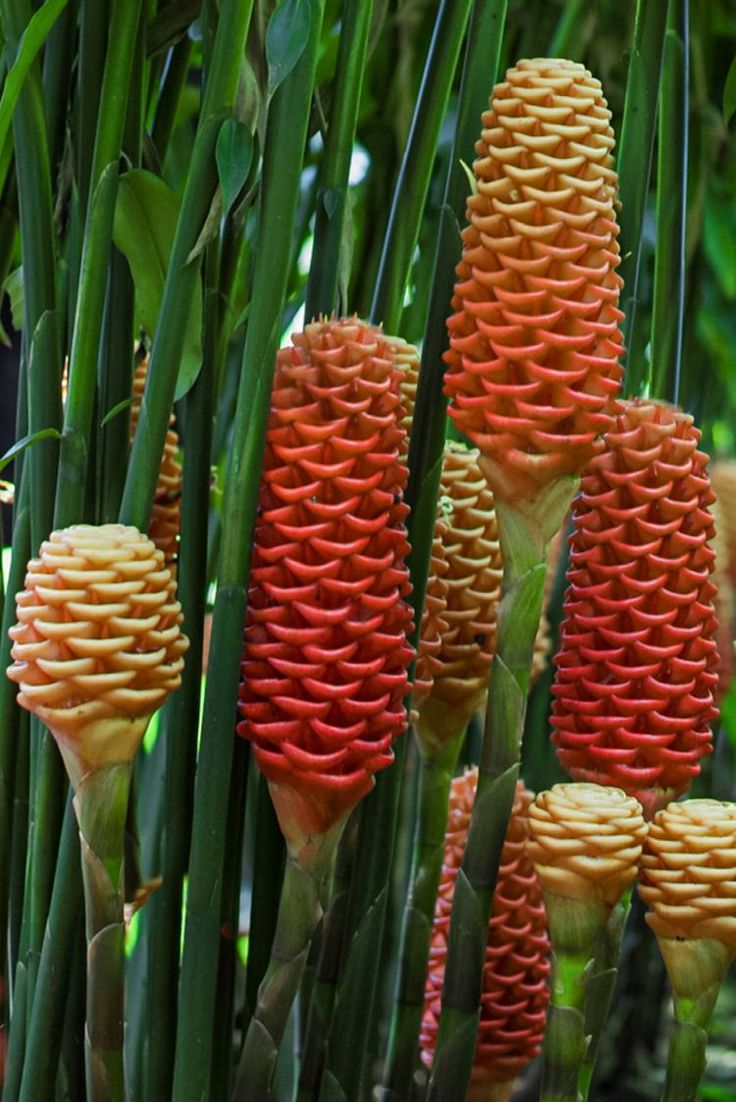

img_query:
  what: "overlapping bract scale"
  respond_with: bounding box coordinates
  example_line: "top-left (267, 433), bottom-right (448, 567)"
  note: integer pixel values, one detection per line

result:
top-left (7, 524), bottom-right (187, 761)
top-left (416, 443), bottom-right (502, 754)
top-left (527, 783), bottom-right (646, 906)
top-left (639, 799), bottom-right (736, 949)
top-left (551, 400), bottom-right (719, 814)
top-left (444, 58), bottom-right (624, 501)
top-left (238, 318), bottom-right (414, 834)
top-left (130, 354), bottom-right (182, 567)
top-left (421, 771), bottom-right (550, 1091)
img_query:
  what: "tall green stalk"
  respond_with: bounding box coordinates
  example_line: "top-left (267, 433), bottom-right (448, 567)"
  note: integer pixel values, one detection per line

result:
top-left (651, 0), bottom-right (689, 406)
top-left (427, 482), bottom-right (576, 1102)
top-left (381, 5), bottom-right (508, 1093)
top-left (304, 0), bottom-right (373, 319)
top-left (313, 9), bottom-right (473, 1099)
top-left (171, 6), bottom-right (324, 1097)
top-left (617, 0), bottom-right (668, 396)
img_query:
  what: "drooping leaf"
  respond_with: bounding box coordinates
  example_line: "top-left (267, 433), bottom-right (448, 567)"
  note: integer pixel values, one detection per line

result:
top-left (112, 169), bottom-right (202, 400)
top-left (216, 118), bottom-right (254, 217)
top-left (100, 397), bottom-right (134, 429)
top-left (3, 267), bottom-right (24, 332)
top-left (0, 427), bottom-right (62, 475)
top-left (265, 0), bottom-right (312, 95)
top-left (0, 0), bottom-right (70, 156)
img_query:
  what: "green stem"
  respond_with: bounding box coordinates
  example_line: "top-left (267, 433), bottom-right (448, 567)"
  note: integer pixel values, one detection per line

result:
top-left (651, 0), bottom-right (689, 406)
top-left (579, 890), bottom-right (632, 1102)
top-left (74, 762), bottom-right (133, 1102)
top-left (369, 0), bottom-right (474, 333)
top-left (244, 769), bottom-right (286, 1031)
top-left (233, 817), bottom-right (345, 1101)
top-left (617, 0), bottom-right (668, 395)
top-left (656, 936), bottom-right (731, 1102)
top-left (171, 6), bottom-right (323, 1097)
top-left (382, 737), bottom-right (463, 1098)
top-left (304, 0), bottom-right (373, 319)
top-left (427, 480), bottom-right (577, 1102)
top-left (540, 952), bottom-right (590, 1102)
top-left (151, 36), bottom-right (193, 164)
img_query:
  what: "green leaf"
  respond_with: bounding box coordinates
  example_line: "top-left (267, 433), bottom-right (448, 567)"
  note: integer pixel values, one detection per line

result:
top-left (265, 0), bottom-right (312, 95)
top-left (3, 266), bottom-right (24, 332)
top-left (0, 0), bottom-right (70, 156)
top-left (0, 428), bottom-right (62, 475)
top-left (723, 55), bottom-right (736, 124)
top-left (216, 118), bottom-right (254, 217)
top-left (100, 397), bottom-right (134, 429)
top-left (112, 169), bottom-right (203, 400)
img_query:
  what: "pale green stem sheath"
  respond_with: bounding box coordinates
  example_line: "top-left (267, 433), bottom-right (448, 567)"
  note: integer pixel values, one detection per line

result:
top-left (70, 760), bottom-right (134, 1102)
top-left (656, 936), bottom-right (732, 1102)
top-left (579, 889), bottom-right (632, 1102)
top-left (232, 814), bottom-right (346, 1102)
top-left (427, 477), bottom-right (577, 1102)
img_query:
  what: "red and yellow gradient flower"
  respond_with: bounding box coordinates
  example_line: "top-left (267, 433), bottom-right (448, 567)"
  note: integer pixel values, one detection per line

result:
top-left (444, 58), bottom-right (624, 503)
top-left (552, 400), bottom-right (719, 817)
top-left (421, 771), bottom-right (550, 1096)
top-left (238, 318), bottom-right (414, 840)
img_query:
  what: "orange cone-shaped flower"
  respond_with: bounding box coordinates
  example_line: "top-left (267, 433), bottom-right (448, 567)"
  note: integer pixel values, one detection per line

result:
top-left (7, 524), bottom-right (187, 782)
top-left (238, 318), bottom-right (414, 841)
top-left (389, 335), bottom-right (420, 441)
top-left (444, 58), bottom-right (624, 503)
top-left (130, 354), bottom-right (182, 567)
top-left (711, 496), bottom-right (734, 702)
top-left (551, 400), bottom-right (719, 817)
top-left (416, 443), bottom-right (502, 755)
top-left (421, 771), bottom-right (550, 1096)
top-left (527, 783), bottom-right (646, 912)
top-left (413, 522), bottom-right (450, 708)
top-left (711, 460), bottom-right (736, 589)
top-left (639, 799), bottom-right (736, 950)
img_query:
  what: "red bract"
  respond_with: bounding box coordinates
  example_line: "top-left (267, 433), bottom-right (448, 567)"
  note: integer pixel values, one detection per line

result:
top-left (238, 318), bottom-right (414, 837)
top-left (421, 771), bottom-right (550, 1090)
top-left (443, 58), bottom-right (624, 502)
top-left (552, 400), bottom-right (719, 816)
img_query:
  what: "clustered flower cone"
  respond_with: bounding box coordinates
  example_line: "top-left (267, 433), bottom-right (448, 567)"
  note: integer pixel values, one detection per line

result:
top-left (552, 400), bottom-right (719, 818)
top-left (421, 770), bottom-right (550, 1097)
top-left (390, 334), bottom-right (420, 442)
top-left (444, 58), bottom-right (624, 505)
top-left (238, 318), bottom-right (414, 845)
top-left (416, 442), bottom-right (502, 756)
top-left (7, 524), bottom-right (188, 786)
top-left (130, 353), bottom-right (182, 568)
top-left (711, 460), bottom-right (736, 590)
top-left (710, 494), bottom-right (735, 702)
top-left (527, 783), bottom-right (646, 946)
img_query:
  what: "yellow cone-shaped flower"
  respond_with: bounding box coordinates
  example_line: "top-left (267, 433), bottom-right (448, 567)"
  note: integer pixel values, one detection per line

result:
top-left (130, 354), bottom-right (182, 567)
top-left (7, 524), bottom-right (188, 782)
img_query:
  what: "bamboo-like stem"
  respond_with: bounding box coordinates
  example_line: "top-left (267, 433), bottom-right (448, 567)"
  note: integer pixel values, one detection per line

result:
top-left (119, 0), bottom-right (254, 533)
top-left (540, 950), bottom-right (591, 1102)
top-left (72, 762), bottom-right (132, 1101)
top-left (382, 9), bottom-right (509, 1091)
top-left (233, 816), bottom-right (346, 1101)
top-left (151, 37), bottom-right (193, 163)
top-left (617, 0), bottom-right (668, 394)
top-left (651, 0), bottom-right (689, 406)
top-left (171, 6), bottom-right (324, 1097)
top-left (427, 481), bottom-right (577, 1102)
top-left (368, 0), bottom-right (474, 333)
top-left (383, 735), bottom-right (463, 1096)
top-left (141, 248), bottom-right (218, 1102)
top-left (244, 770), bottom-right (286, 1032)
top-left (579, 890), bottom-right (632, 1102)
top-left (304, 0), bottom-right (373, 319)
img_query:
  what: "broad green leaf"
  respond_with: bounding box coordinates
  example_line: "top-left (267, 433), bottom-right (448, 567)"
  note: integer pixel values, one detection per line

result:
top-left (724, 55), bottom-right (736, 124)
top-left (216, 118), bottom-right (254, 217)
top-left (0, 428), bottom-right (62, 475)
top-left (3, 267), bottom-right (24, 332)
top-left (265, 0), bottom-right (312, 95)
top-left (112, 169), bottom-right (203, 400)
top-left (0, 0), bottom-right (70, 157)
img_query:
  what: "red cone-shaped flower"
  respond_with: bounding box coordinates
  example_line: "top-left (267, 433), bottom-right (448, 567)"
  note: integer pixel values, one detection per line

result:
top-left (421, 770), bottom-right (550, 1093)
top-left (444, 58), bottom-right (624, 503)
top-left (552, 400), bottom-right (719, 816)
top-left (238, 318), bottom-right (414, 839)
